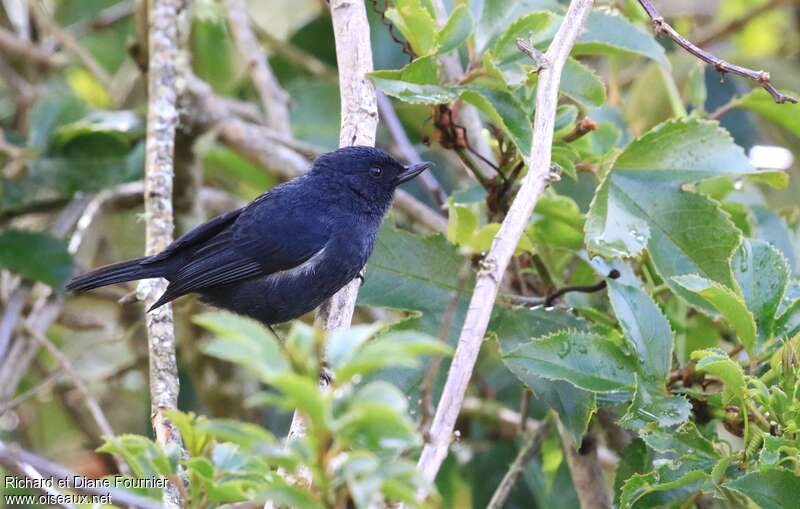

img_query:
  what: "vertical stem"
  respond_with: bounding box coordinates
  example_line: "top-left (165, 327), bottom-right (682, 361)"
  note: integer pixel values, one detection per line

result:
top-left (556, 421), bottom-right (611, 509)
top-left (413, 0), bottom-right (595, 495)
top-left (315, 0), bottom-right (379, 331)
top-left (140, 0), bottom-right (184, 506)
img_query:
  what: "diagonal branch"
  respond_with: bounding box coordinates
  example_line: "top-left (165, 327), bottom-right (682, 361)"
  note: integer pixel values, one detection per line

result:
top-left (637, 0), bottom-right (797, 104)
top-left (138, 0), bottom-right (185, 506)
top-left (413, 0), bottom-right (595, 494)
top-left (225, 0), bottom-right (292, 133)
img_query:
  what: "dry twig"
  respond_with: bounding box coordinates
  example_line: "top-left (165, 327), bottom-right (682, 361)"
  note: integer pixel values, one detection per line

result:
top-left (413, 0), bottom-right (595, 495)
top-left (486, 426), bottom-right (548, 509)
top-left (637, 0), bottom-right (796, 104)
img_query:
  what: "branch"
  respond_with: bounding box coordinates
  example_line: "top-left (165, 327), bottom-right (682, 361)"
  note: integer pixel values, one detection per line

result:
top-left (138, 1), bottom-right (185, 506)
top-left (0, 27), bottom-right (64, 67)
top-left (637, 0), bottom-right (797, 104)
top-left (0, 440), bottom-right (163, 509)
top-left (486, 426), bottom-right (548, 509)
top-left (414, 0), bottom-right (595, 493)
top-left (32, 4), bottom-right (114, 93)
top-left (24, 325), bottom-right (129, 475)
top-left (225, 0), bottom-right (292, 133)
top-left (556, 421), bottom-right (611, 509)
top-left (377, 91), bottom-right (448, 208)
top-left (429, 0), bottom-right (497, 181)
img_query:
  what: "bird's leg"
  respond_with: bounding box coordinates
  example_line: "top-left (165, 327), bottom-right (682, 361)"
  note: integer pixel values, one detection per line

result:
top-left (319, 364), bottom-right (334, 387)
top-left (267, 324), bottom-right (283, 342)
top-left (354, 269), bottom-right (366, 286)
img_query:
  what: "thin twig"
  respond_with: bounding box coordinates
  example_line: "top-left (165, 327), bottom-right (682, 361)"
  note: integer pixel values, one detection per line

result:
top-left (377, 91), bottom-right (448, 208)
top-left (544, 269), bottom-right (621, 307)
top-left (486, 425), bottom-right (548, 509)
top-left (67, 1), bottom-right (134, 38)
top-left (420, 262), bottom-right (471, 436)
top-left (225, 0), bottom-right (292, 133)
top-left (24, 325), bottom-right (129, 475)
top-left (252, 27), bottom-right (338, 81)
top-left (0, 26), bottom-right (65, 67)
top-left (637, 0), bottom-right (797, 104)
top-left (139, 0), bottom-right (185, 506)
top-left (0, 440), bottom-right (164, 509)
top-left (0, 366), bottom-right (65, 415)
top-left (562, 117), bottom-right (598, 143)
top-left (414, 0), bottom-right (595, 494)
top-left (32, 3), bottom-right (114, 92)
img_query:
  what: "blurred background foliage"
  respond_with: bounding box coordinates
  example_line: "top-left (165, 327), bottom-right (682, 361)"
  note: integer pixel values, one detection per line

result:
top-left (1, 0), bottom-right (800, 508)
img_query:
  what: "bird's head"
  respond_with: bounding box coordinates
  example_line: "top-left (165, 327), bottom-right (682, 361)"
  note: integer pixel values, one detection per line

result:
top-left (311, 146), bottom-right (431, 204)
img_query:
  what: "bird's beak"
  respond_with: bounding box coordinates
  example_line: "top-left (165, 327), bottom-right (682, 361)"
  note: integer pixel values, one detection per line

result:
top-left (396, 161), bottom-right (432, 184)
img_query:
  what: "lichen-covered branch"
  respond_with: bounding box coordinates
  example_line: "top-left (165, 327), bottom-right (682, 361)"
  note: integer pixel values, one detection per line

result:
top-left (313, 0), bottom-right (379, 330)
top-left (637, 0), bottom-right (796, 104)
top-left (414, 0), bottom-right (595, 494)
top-left (138, 0), bottom-right (184, 506)
top-left (225, 0), bottom-right (292, 133)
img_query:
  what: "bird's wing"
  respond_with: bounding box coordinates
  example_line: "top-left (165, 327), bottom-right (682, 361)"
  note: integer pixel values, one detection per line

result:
top-left (149, 193), bottom-right (329, 309)
top-left (143, 207), bottom-right (244, 265)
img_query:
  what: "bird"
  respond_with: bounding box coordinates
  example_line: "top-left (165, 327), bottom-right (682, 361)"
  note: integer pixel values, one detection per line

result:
top-left (67, 146), bottom-right (431, 325)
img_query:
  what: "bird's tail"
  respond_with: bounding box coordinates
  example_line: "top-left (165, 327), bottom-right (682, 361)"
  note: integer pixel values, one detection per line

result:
top-left (66, 257), bottom-right (164, 292)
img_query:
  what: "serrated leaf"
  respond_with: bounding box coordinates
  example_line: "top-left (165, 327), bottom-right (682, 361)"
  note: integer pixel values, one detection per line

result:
top-left (436, 4), bottom-right (473, 55)
top-left (503, 330), bottom-right (637, 392)
top-left (751, 205), bottom-right (798, 274)
top-left (558, 58), bottom-right (606, 107)
top-left (621, 383), bottom-right (690, 429)
top-left (195, 311), bottom-right (289, 382)
top-left (574, 9), bottom-right (670, 70)
top-left (691, 349), bottom-right (746, 403)
top-left (474, 0), bottom-right (561, 54)
top-left (384, 0), bottom-right (438, 56)
top-left (724, 468), bottom-right (800, 509)
top-left (619, 469), bottom-right (706, 509)
top-left (614, 440), bottom-right (653, 507)
top-left (608, 280), bottom-right (674, 382)
top-left (0, 230), bottom-right (72, 288)
top-left (369, 71), bottom-right (457, 105)
top-left (674, 275), bottom-right (757, 351)
top-left (491, 11), bottom-right (553, 66)
top-left (327, 324), bottom-right (384, 373)
top-left (585, 119), bottom-right (757, 312)
top-left (732, 239), bottom-right (790, 344)
top-left (461, 87), bottom-right (532, 155)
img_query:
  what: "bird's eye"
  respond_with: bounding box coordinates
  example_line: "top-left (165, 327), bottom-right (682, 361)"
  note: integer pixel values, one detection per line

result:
top-left (369, 167), bottom-right (383, 178)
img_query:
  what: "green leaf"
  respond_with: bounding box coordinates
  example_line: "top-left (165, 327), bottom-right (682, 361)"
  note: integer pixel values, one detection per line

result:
top-left (732, 239), bottom-right (790, 344)
top-left (528, 195), bottom-right (585, 250)
top-left (335, 330), bottom-right (452, 382)
top-left (585, 119), bottom-right (756, 311)
top-left (608, 280), bottom-right (674, 382)
top-left (474, 0), bottom-right (560, 54)
top-left (502, 330), bottom-right (637, 392)
top-left (674, 275), bottom-right (757, 351)
top-left (691, 348), bottom-right (746, 403)
top-left (620, 383), bottom-right (690, 429)
top-left (368, 73), bottom-right (458, 105)
top-left (261, 479), bottom-right (325, 509)
top-left (52, 111), bottom-right (143, 149)
top-left (271, 372), bottom-right (328, 432)
top-left (737, 89), bottom-right (800, 138)
top-left (491, 11), bottom-right (553, 67)
top-left (0, 230), bottom-right (72, 288)
top-left (336, 383), bottom-right (419, 451)
top-left (531, 377), bottom-right (596, 443)
top-left (327, 324), bottom-right (384, 373)
top-left (28, 93), bottom-right (88, 151)
top-left (195, 311), bottom-right (289, 382)
top-left (751, 205), bottom-right (797, 274)
top-left (619, 469), bottom-right (706, 509)
top-left (724, 468), bottom-right (800, 509)
top-left (436, 4), bottom-right (473, 55)
top-left (384, 0), bottom-right (438, 56)
top-left (614, 440), bottom-right (653, 507)
top-left (558, 58), bottom-right (606, 107)
top-left (574, 9), bottom-right (670, 70)
top-left (461, 87), bottom-right (532, 155)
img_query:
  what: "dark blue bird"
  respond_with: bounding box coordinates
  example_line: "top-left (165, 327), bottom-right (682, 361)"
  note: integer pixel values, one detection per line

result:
top-left (67, 146), bottom-right (430, 324)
